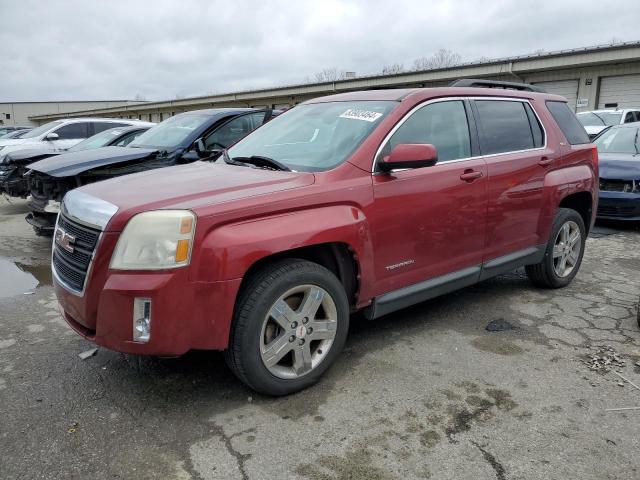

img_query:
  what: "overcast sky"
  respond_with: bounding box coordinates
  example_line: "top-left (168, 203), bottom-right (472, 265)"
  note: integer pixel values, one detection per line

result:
top-left (1, 0), bottom-right (639, 102)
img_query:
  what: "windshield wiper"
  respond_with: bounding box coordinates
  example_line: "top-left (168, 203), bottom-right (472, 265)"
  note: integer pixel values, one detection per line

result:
top-left (222, 149), bottom-right (250, 167)
top-left (223, 151), bottom-right (291, 171)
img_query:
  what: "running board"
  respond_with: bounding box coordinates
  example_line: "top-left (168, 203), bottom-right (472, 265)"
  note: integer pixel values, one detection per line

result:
top-left (365, 245), bottom-right (545, 320)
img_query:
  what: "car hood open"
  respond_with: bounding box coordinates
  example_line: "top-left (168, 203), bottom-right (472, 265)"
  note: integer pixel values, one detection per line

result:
top-left (27, 146), bottom-right (159, 177)
top-left (77, 161), bottom-right (316, 230)
top-left (599, 153), bottom-right (640, 181)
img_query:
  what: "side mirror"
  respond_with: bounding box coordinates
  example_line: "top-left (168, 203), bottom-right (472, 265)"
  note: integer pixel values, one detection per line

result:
top-left (45, 132), bottom-right (59, 141)
top-left (379, 143), bottom-right (438, 172)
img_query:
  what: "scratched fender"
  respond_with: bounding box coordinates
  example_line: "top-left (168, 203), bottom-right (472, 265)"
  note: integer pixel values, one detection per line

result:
top-left (190, 205), bottom-right (374, 296)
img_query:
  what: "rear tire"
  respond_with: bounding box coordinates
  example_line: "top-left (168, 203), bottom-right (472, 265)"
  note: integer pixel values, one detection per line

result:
top-left (225, 259), bottom-right (349, 396)
top-left (526, 208), bottom-right (586, 288)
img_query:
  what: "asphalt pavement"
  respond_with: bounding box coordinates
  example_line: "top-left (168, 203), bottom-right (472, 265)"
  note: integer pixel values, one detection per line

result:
top-left (1, 196), bottom-right (639, 480)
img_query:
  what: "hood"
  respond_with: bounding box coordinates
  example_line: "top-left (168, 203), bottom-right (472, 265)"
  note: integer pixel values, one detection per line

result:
top-left (0, 138), bottom-right (29, 147)
top-left (27, 146), bottom-right (158, 177)
top-left (584, 125), bottom-right (607, 136)
top-left (79, 161), bottom-right (315, 227)
top-left (599, 153), bottom-right (640, 181)
top-left (2, 148), bottom-right (60, 166)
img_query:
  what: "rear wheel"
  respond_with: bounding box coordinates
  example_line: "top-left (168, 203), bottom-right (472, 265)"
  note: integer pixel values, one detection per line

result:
top-left (225, 259), bottom-right (349, 396)
top-left (526, 208), bottom-right (586, 288)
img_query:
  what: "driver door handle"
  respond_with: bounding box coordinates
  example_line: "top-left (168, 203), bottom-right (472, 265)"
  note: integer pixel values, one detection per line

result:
top-left (460, 169), bottom-right (483, 182)
top-left (539, 156), bottom-right (553, 166)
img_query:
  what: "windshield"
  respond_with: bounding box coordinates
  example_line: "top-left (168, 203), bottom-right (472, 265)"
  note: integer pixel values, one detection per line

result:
top-left (129, 114), bottom-right (209, 149)
top-left (577, 112), bottom-right (622, 127)
top-left (20, 120), bottom-right (63, 139)
top-left (67, 127), bottom-right (127, 152)
top-left (594, 126), bottom-right (640, 155)
top-left (226, 101), bottom-right (397, 172)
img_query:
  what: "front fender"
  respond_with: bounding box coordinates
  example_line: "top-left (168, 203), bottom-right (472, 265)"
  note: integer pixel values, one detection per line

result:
top-left (190, 205), bottom-right (374, 295)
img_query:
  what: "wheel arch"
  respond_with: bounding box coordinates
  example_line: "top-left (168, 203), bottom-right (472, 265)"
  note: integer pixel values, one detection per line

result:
top-left (240, 242), bottom-right (361, 309)
top-left (558, 191), bottom-right (593, 233)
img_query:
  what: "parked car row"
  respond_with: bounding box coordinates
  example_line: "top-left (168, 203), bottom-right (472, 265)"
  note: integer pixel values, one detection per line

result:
top-left (0, 108), bottom-right (280, 234)
top-left (0, 128), bottom-right (33, 139)
top-left (0, 125), bottom-right (31, 138)
top-left (2, 124), bottom-right (153, 198)
top-left (577, 108), bottom-right (640, 138)
top-left (3, 81), bottom-right (639, 395)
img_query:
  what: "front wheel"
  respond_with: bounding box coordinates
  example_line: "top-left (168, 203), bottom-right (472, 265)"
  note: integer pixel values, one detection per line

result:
top-left (225, 259), bottom-right (349, 396)
top-left (525, 208), bottom-right (586, 288)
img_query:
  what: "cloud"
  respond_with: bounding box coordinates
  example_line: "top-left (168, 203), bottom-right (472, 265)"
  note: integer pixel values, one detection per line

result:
top-left (0, 0), bottom-right (638, 101)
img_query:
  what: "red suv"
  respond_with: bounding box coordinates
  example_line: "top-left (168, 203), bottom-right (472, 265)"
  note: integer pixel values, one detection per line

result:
top-left (53, 80), bottom-right (598, 395)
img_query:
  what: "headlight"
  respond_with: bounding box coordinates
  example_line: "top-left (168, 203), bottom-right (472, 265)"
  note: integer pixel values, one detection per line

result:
top-left (110, 210), bottom-right (196, 270)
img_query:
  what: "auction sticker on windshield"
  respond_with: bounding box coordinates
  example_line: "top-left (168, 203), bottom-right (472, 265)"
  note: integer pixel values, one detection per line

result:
top-left (339, 109), bottom-right (384, 122)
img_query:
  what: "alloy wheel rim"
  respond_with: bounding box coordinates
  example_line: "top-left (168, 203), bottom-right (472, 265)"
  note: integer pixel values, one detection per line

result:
top-left (552, 220), bottom-right (581, 278)
top-left (260, 284), bottom-right (337, 379)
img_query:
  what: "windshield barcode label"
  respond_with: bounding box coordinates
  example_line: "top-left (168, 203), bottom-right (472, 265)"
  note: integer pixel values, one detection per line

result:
top-left (339, 109), bottom-right (383, 122)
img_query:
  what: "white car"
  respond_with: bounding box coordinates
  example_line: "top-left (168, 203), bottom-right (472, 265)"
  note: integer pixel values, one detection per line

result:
top-left (577, 109), bottom-right (640, 139)
top-left (0, 118), bottom-right (154, 159)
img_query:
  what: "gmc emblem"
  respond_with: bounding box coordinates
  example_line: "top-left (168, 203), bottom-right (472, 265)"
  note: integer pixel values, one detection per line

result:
top-left (55, 228), bottom-right (76, 253)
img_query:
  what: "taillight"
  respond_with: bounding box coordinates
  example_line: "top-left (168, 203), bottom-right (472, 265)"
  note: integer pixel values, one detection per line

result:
top-left (591, 145), bottom-right (599, 169)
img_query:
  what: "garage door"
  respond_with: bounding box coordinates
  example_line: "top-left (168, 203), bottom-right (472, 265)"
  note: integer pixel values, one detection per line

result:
top-left (598, 74), bottom-right (640, 109)
top-left (533, 80), bottom-right (579, 110)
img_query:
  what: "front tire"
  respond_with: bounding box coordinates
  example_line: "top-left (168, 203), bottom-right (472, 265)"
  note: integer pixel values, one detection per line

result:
top-left (526, 208), bottom-right (586, 288)
top-left (225, 259), bottom-right (349, 396)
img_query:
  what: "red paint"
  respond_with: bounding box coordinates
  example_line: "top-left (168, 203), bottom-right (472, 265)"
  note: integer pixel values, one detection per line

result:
top-left (55, 87), bottom-right (597, 356)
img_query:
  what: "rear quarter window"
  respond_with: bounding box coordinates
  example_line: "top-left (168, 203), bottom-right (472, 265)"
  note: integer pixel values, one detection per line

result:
top-left (545, 101), bottom-right (590, 145)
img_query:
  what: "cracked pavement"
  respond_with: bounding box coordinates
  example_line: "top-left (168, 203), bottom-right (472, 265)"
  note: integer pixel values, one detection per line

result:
top-left (1, 197), bottom-right (639, 480)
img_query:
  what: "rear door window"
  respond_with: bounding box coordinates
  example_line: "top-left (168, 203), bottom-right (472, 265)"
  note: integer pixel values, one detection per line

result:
top-left (54, 122), bottom-right (90, 140)
top-left (545, 101), bottom-right (590, 144)
top-left (474, 100), bottom-right (536, 154)
top-left (524, 103), bottom-right (545, 148)
top-left (378, 100), bottom-right (472, 163)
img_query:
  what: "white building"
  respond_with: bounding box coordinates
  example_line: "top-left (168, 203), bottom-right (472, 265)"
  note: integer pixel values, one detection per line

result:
top-left (27, 41), bottom-right (640, 125)
top-left (0, 100), bottom-right (146, 126)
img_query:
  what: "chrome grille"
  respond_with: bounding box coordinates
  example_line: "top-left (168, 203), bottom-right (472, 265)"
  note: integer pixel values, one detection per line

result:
top-left (53, 214), bottom-right (101, 292)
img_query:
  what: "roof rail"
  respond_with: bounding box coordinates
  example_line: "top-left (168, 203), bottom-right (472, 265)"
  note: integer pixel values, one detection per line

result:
top-left (449, 78), bottom-right (546, 93)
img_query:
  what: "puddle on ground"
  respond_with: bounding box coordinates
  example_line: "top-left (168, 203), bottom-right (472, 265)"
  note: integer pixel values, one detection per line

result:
top-left (0, 258), bottom-right (51, 298)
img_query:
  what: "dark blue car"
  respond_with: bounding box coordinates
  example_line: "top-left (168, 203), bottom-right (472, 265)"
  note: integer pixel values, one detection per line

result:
top-left (25, 108), bottom-right (278, 234)
top-left (594, 122), bottom-right (640, 221)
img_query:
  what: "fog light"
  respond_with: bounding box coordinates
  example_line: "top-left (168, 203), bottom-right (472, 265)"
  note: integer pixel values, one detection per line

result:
top-left (133, 298), bottom-right (151, 342)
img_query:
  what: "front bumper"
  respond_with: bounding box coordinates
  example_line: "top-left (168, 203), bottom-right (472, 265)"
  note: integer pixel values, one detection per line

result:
top-left (55, 257), bottom-right (242, 356)
top-left (597, 191), bottom-right (640, 221)
top-left (0, 167), bottom-right (29, 198)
